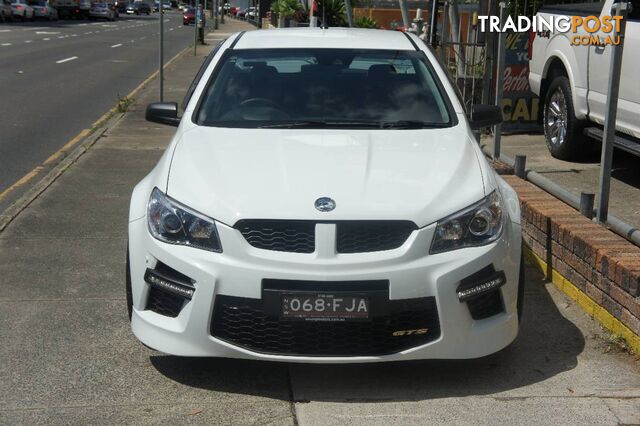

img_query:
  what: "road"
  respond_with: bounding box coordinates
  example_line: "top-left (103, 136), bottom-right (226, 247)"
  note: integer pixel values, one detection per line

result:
top-left (0, 13), bottom-right (195, 209)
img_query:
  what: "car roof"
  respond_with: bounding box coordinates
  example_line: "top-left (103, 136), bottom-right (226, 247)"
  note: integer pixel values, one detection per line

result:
top-left (234, 28), bottom-right (417, 51)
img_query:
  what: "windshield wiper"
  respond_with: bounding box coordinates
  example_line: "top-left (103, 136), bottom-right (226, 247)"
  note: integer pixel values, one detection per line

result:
top-left (258, 120), bottom-right (448, 129)
top-left (380, 121), bottom-right (448, 129)
top-left (258, 120), bottom-right (380, 129)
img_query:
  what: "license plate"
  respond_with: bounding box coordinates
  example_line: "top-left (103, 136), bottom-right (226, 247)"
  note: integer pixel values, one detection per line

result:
top-left (281, 293), bottom-right (370, 321)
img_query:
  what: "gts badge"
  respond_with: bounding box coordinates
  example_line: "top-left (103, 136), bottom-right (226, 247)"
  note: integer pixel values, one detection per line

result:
top-left (392, 328), bottom-right (429, 336)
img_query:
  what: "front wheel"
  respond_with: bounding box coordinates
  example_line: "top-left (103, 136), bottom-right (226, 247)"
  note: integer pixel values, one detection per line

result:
top-left (543, 75), bottom-right (586, 160)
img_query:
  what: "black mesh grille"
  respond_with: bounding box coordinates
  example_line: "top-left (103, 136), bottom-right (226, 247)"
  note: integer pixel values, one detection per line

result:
top-left (211, 295), bottom-right (440, 356)
top-left (337, 221), bottom-right (417, 253)
top-left (467, 290), bottom-right (504, 320)
top-left (146, 287), bottom-right (186, 318)
top-left (236, 220), bottom-right (315, 253)
top-left (236, 220), bottom-right (417, 254)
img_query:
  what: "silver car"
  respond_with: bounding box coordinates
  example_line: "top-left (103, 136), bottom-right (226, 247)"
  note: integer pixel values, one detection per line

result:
top-left (1, 0), bottom-right (12, 22)
top-left (89, 2), bottom-right (115, 20)
top-left (31, 0), bottom-right (58, 20)
top-left (10, 0), bottom-right (34, 20)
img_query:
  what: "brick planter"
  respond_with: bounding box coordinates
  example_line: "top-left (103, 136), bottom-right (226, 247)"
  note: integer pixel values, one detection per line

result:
top-left (501, 175), bottom-right (640, 353)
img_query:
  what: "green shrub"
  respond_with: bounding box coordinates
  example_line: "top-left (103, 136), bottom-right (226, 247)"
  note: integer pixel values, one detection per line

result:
top-left (354, 15), bottom-right (378, 29)
top-left (271, 0), bottom-right (301, 18)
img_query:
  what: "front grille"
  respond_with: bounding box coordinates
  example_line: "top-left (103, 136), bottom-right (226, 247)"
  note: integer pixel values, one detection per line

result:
top-left (336, 221), bottom-right (416, 253)
top-left (146, 287), bottom-right (185, 318)
top-left (236, 220), bottom-right (315, 253)
top-left (211, 295), bottom-right (440, 356)
top-left (236, 220), bottom-right (417, 254)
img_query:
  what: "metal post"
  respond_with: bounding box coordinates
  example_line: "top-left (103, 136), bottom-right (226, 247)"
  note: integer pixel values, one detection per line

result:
top-left (159, 0), bottom-right (164, 101)
top-left (514, 155), bottom-right (526, 179)
top-left (194, 0), bottom-right (198, 55)
top-left (580, 193), bottom-right (595, 219)
top-left (308, 0), bottom-right (316, 27)
top-left (597, 1), bottom-right (628, 224)
top-left (220, 0), bottom-right (224, 23)
top-left (428, 0), bottom-right (439, 47)
top-left (398, 0), bottom-right (410, 28)
top-left (492, 1), bottom-right (506, 160)
top-left (345, 0), bottom-right (353, 27)
top-left (215, 0), bottom-right (219, 29)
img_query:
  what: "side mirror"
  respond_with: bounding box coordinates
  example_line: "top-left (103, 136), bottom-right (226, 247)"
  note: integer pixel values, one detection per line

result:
top-left (469, 104), bottom-right (503, 130)
top-left (145, 102), bottom-right (180, 126)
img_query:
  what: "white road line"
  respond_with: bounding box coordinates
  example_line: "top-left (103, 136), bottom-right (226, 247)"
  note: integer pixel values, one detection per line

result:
top-left (1, 43), bottom-right (11, 46)
top-left (56, 56), bottom-right (78, 64)
top-left (36, 31), bottom-right (60, 34)
top-left (25, 40), bottom-right (32, 43)
top-left (43, 38), bottom-right (50, 40)
top-left (79, 23), bottom-right (88, 26)
top-left (139, 36), bottom-right (146, 40)
top-left (0, 29), bottom-right (11, 33)
top-left (85, 31), bottom-right (93, 34)
top-left (111, 43), bottom-right (122, 48)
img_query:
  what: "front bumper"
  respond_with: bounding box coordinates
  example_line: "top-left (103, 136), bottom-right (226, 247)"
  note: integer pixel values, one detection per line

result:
top-left (128, 216), bottom-right (521, 363)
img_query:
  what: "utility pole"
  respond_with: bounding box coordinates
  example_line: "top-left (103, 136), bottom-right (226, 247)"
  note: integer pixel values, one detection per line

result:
top-left (597, 1), bottom-right (629, 223)
top-left (159, 0), bottom-right (164, 101)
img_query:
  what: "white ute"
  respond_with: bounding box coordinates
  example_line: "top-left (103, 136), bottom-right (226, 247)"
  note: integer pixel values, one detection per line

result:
top-left (127, 28), bottom-right (524, 362)
top-left (529, 0), bottom-right (640, 160)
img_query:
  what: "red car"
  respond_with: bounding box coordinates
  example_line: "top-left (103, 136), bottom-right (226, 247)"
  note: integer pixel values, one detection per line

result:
top-left (183, 7), bottom-right (194, 25)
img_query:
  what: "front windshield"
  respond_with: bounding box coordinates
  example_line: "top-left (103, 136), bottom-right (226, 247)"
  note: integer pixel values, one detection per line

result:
top-left (196, 48), bottom-right (453, 129)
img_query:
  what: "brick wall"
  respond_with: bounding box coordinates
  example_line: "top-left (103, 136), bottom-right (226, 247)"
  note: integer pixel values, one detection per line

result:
top-left (501, 175), bottom-right (640, 338)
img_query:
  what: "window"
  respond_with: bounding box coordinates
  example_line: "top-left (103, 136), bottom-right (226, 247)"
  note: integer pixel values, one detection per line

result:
top-left (195, 49), bottom-right (453, 129)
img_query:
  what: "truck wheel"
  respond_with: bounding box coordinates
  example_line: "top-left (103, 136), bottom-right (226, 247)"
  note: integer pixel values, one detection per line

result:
top-left (543, 75), bottom-right (585, 160)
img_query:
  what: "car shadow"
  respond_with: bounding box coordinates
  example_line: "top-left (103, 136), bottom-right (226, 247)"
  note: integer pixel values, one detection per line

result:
top-left (150, 263), bottom-right (585, 402)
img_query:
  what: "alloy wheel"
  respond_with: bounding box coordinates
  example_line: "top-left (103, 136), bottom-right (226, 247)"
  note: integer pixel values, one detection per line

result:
top-left (546, 89), bottom-right (568, 147)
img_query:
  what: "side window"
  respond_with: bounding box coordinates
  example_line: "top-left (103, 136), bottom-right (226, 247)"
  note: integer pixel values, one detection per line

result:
top-left (181, 41), bottom-right (225, 110)
top-left (629, 0), bottom-right (640, 20)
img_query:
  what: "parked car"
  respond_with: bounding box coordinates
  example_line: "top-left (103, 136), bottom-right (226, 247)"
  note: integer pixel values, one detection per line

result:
top-left (182, 6), bottom-right (193, 24)
top-left (48, 0), bottom-right (90, 19)
top-left (30, 0), bottom-right (58, 19)
top-left (125, 1), bottom-right (149, 14)
top-left (10, 0), bottom-right (34, 19)
top-left (0, 0), bottom-right (12, 21)
top-left (128, 28), bottom-right (522, 362)
top-left (115, 0), bottom-right (128, 13)
top-left (529, 0), bottom-right (640, 160)
top-left (246, 6), bottom-right (256, 19)
top-left (235, 6), bottom-right (246, 17)
top-left (89, 2), bottom-right (116, 20)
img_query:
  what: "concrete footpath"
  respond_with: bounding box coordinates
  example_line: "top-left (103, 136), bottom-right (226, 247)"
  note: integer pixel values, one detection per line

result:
top-left (1, 22), bottom-right (639, 425)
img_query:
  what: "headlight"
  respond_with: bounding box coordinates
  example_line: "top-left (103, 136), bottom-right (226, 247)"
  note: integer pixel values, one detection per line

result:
top-left (430, 191), bottom-right (505, 254)
top-left (147, 187), bottom-right (222, 252)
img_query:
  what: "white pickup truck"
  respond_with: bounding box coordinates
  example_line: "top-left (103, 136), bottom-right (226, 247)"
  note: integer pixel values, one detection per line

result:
top-left (529, 0), bottom-right (640, 160)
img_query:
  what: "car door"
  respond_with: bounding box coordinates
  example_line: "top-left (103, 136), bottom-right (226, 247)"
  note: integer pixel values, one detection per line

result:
top-left (587, 0), bottom-right (640, 138)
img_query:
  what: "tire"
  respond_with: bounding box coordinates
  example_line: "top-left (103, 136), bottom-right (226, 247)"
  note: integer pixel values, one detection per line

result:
top-left (126, 246), bottom-right (133, 321)
top-left (517, 252), bottom-right (525, 324)
top-left (543, 75), bottom-right (586, 160)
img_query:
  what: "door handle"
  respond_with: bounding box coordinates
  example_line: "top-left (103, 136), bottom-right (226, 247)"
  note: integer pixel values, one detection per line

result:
top-left (594, 45), bottom-right (606, 54)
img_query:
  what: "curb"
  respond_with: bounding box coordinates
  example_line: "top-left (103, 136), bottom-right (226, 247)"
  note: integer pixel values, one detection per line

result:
top-left (0, 44), bottom-right (195, 233)
top-left (524, 245), bottom-right (640, 354)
